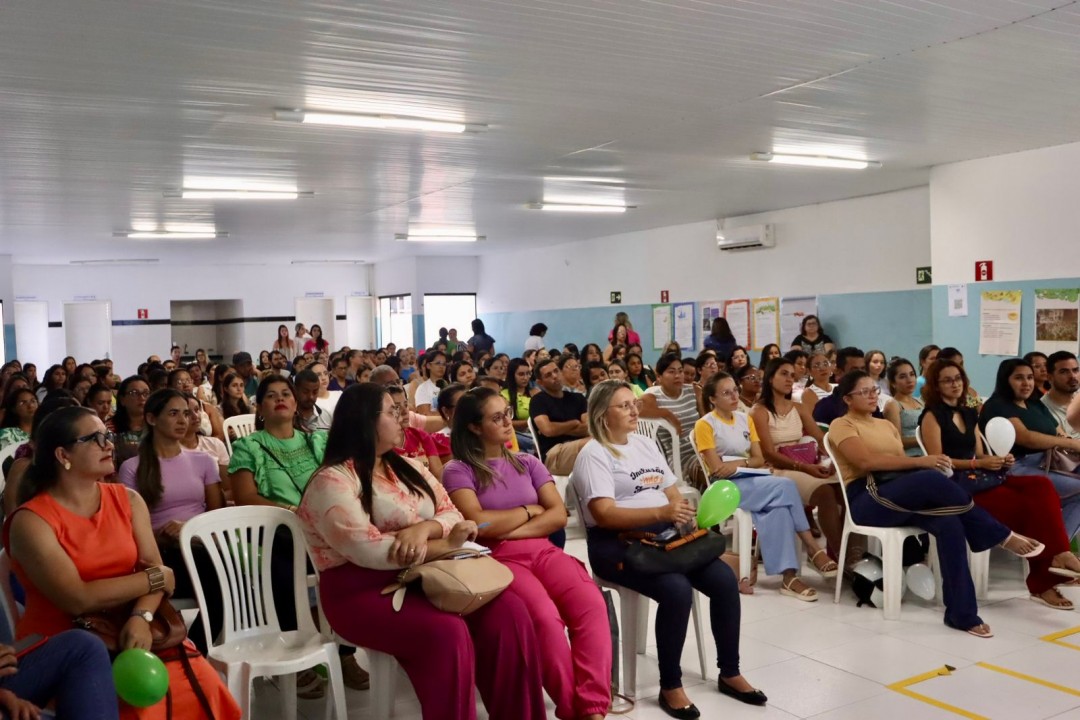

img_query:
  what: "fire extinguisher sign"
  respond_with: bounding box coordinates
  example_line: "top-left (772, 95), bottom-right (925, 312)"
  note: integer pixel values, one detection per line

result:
top-left (974, 261), bottom-right (994, 282)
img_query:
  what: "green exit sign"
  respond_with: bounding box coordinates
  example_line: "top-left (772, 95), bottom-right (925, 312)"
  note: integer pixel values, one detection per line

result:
top-left (916, 266), bottom-right (932, 285)
top-left (610, 291), bottom-right (622, 304)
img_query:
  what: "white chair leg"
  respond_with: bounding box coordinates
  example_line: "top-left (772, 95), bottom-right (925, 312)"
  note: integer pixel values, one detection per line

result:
top-left (882, 535), bottom-right (905, 621)
top-left (929, 536), bottom-right (944, 606)
top-left (834, 530), bottom-right (850, 604)
top-left (323, 652), bottom-right (349, 720)
top-left (735, 509), bottom-right (752, 582)
top-left (619, 591), bottom-right (639, 700)
top-left (635, 594), bottom-right (648, 655)
top-left (690, 591), bottom-right (709, 681)
top-left (228, 670), bottom-right (252, 720)
top-left (370, 650), bottom-right (396, 719)
top-left (281, 672), bottom-right (298, 720)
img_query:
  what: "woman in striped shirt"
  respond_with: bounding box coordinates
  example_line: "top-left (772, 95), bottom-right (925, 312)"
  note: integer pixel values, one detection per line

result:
top-left (640, 353), bottom-right (704, 488)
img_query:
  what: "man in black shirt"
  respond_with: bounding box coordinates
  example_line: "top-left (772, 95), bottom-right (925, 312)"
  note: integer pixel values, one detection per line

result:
top-left (529, 359), bottom-right (588, 472)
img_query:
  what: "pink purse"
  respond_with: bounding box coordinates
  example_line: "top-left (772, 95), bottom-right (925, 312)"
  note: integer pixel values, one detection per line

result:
top-left (777, 441), bottom-right (819, 466)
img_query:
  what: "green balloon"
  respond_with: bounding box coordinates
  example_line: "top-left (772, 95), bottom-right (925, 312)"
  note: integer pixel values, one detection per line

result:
top-left (113, 648), bottom-right (169, 708)
top-left (697, 479), bottom-right (741, 527)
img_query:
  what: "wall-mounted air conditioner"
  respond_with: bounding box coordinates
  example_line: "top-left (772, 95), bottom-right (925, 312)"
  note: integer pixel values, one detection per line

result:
top-left (716, 223), bottom-right (775, 251)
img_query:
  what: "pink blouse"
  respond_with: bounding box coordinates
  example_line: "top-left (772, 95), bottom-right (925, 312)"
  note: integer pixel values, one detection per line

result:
top-left (297, 456), bottom-right (463, 571)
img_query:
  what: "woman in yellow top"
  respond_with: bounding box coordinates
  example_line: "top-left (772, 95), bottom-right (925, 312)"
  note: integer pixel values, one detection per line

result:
top-left (502, 358), bottom-right (538, 455)
top-left (694, 373), bottom-right (835, 602)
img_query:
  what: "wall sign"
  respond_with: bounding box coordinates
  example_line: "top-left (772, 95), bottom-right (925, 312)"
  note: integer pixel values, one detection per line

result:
top-left (660, 290), bottom-right (669, 303)
top-left (975, 261), bottom-right (994, 282)
top-left (610, 291), bottom-right (622, 304)
top-left (137, 308), bottom-right (149, 319)
top-left (916, 266), bottom-right (932, 285)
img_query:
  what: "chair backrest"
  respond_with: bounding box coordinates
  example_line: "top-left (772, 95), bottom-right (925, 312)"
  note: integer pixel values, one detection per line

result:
top-left (0, 550), bottom-right (21, 642)
top-left (222, 413), bottom-right (257, 455)
top-left (688, 431), bottom-right (709, 479)
top-left (526, 416), bottom-right (543, 459)
top-left (636, 417), bottom-right (683, 479)
top-left (915, 426), bottom-right (928, 456)
top-left (822, 432), bottom-right (855, 515)
top-left (0, 442), bottom-right (21, 486)
top-left (180, 506), bottom-right (317, 648)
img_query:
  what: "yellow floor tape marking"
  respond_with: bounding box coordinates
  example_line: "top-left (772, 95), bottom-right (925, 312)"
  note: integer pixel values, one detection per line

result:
top-left (977, 662), bottom-right (1080, 697)
top-left (1040, 625), bottom-right (1080, 651)
top-left (886, 665), bottom-right (988, 720)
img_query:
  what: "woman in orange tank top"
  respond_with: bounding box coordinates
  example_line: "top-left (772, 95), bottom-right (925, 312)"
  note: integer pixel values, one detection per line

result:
top-left (7, 407), bottom-right (240, 720)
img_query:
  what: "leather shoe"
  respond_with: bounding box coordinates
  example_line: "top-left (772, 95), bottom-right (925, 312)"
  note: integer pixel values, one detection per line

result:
top-left (658, 691), bottom-right (700, 719)
top-left (718, 676), bottom-right (768, 706)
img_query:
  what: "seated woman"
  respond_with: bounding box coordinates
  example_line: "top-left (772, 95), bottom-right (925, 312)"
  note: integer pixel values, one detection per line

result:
top-left (936, 348), bottom-right (982, 411)
top-left (750, 359), bottom-right (844, 561)
top-left (3, 396), bottom-right (81, 518)
top-left (921, 359), bottom-right (1080, 609)
top-left (435, 383), bottom-right (467, 461)
top-left (606, 359), bottom-right (643, 398)
top-left (167, 368), bottom-right (224, 442)
top-left (86, 383), bottom-right (114, 424)
top-left (389, 385), bottom-right (445, 480)
top-left (728, 347), bottom-right (750, 373)
top-left (782, 349), bottom-right (809, 402)
top-left (732, 364), bottom-right (761, 413)
top-left (298, 383), bottom-right (547, 720)
top-left (641, 353), bottom-right (703, 487)
top-left (502, 359), bottom-right (538, 453)
top-left (574, 380), bottom-right (766, 715)
top-left (217, 370), bottom-right (252, 423)
top-left (415, 351), bottom-right (449, 416)
top-left (695, 374), bottom-right (835, 601)
top-left (7, 406), bottom-right (241, 719)
top-left (118, 389), bottom-right (226, 650)
top-left (0, 388), bottom-right (37, 451)
top-left (450, 360), bottom-right (477, 390)
top-left (758, 344), bottom-right (781, 370)
top-left (110, 376), bottom-right (150, 468)
top-left (882, 358), bottom-right (924, 457)
top-left (790, 315), bottom-right (835, 354)
top-left (443, 387), bottom-right (610, 720)
top-left (0, 632), bottom-right (118, 720)
top-left (830, 371), bottom-right (1044, 638)
top-left (584, 361), bottom-right (610, 395)
top-left (798, 351), bottom-right (835, 415)
top-left (865, 350), bottom-right (889, 397)
top-left (979, 358), bottom-right (1080, 540)
top-left (626, 353), bottom-right (655, 392)
top-left (178, 394), bottom-right (231, 496)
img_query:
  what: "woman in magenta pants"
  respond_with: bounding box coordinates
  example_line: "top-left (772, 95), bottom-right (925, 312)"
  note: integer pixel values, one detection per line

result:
top-left (298, 383), bottom-right (547, 720)
top-left (443, 386), bottom-right (612, 720)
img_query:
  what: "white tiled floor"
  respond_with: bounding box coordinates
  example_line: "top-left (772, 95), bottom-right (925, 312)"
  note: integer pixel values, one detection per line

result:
top-left (250, 539), bottom-right (1080, 719)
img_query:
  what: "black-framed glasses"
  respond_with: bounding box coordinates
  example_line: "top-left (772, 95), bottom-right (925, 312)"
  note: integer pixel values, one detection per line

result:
top-left (71, 431), bottom-right (112, 449)
top-left (125, 389), bottom-right (150, 399)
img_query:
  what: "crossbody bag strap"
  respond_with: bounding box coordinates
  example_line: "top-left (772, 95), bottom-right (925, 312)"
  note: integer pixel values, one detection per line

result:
top-left (254, 438), bottom-right (308, 498)
top-left (865, 473), bottom-right (973, 516)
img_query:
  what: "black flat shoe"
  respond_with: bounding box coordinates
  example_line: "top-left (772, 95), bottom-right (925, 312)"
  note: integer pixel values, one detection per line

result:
top-left (718, 676), bottom-right (768, 706)
top-left (658, 691), bottom-right (701, 719)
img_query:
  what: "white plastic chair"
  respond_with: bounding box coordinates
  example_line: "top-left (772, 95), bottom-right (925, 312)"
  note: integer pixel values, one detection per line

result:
top-left (688, 432), bottom-right (755, 582)
top-left (915, 426), bottom-right (990, 599)
top-left (823, 433), bottom-right (930, 620)
top-left (568, 480), bottom-right (709, 699)
top-left (526, 416), bottom-right (543, 460)
top-left (636, 418), bottom-right (684, 480)
top-left (223, 413), bottom-right (257, 455)
top-left (180, 506), bottom-right (347, 720)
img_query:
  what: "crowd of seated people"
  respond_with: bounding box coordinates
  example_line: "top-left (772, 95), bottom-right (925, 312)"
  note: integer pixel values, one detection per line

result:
top-left (0, 309), bottom-right (1078, 719)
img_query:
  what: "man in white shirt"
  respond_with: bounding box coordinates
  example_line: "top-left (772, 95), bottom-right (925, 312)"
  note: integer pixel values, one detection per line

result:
top-left (1042, 351), bottom-right (1080, 439)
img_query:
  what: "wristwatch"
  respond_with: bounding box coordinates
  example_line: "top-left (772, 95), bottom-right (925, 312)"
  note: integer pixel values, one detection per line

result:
top-left (131, 609), bottom-right (154, 624)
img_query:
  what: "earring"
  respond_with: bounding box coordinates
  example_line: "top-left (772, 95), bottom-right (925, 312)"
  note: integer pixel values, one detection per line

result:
top-left (63, 461), bottom-right (71, 471)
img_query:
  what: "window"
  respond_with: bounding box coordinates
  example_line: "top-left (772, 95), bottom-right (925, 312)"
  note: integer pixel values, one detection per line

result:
top-left (378, 295), bottom-right (414, 349)
top-left (423, 294), bottom-right (477, 348)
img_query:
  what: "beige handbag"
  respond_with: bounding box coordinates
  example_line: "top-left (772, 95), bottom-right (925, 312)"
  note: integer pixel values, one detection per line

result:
top-left (381, 548), bottom-right (514, 615)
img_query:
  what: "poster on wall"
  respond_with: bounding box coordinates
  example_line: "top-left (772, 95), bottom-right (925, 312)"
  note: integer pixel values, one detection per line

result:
top-left (700, 301), bottom-right (723, 339)
top-left (978, 290), bottom-right (1022, 356)
top-left (780, 296), bottom-right (816, 349)
top-left (673, 302), bottom-right (695, 351)
top-left (1034, 289), bottom-right (1080, 353)
top-left (751, 297), bottom-right (780, 350)
top-left (652, 304), bottom-right (672, 350)
top-left (723, 299), bottom-right (750, 347)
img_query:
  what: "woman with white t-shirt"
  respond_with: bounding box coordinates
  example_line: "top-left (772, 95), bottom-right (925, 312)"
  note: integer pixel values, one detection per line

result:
top-left (573, 381), bottom-right (766, 715)
top-left (415, 350), bottom-right (449, 416)
top-left (694, 374), bottom-right (834, 602)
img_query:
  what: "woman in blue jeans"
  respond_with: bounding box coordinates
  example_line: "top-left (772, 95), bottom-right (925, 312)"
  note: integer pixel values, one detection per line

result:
top-left (573, 380), bottom-right (765, 719)
top-left (0, 630), bottom-right (117, 719)
top-left (979, 358), bottom-right (1080, 539)
top-left (829, 371), bottom-right (1044, 638)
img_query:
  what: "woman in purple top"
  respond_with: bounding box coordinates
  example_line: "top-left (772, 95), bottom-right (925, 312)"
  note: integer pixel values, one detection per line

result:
top-left (442, 387), bottom-right (611, 720)
top-left (118, 388), bottom-right (224, 652)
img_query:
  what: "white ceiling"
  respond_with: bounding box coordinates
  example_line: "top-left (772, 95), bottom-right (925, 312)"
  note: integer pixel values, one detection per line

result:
top-left (2, 0), bottom-right (1080, 263)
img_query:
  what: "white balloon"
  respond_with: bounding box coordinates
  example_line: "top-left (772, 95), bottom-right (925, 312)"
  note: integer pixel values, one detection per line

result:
top-left (852, 558), bottom-right (883, 583)
top-left (870, 587), bottom-right (884, 609)
top-left (905, 563), bottom-right (936, 600)
top-left (984, 417), bottom-right (1016, 456)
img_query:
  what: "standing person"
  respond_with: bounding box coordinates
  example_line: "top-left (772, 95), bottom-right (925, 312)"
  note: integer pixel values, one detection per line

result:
top-left (603, 324), bottom-right (631, 363)
top-left (830, 371), bottom-right (1045, 638)
top-left (789, 315), bottom-right (835, 354)
top-left (704, 318), bottom-right (737, 358)
top-left (1042, 351), bottom-right (1080, 438)
top-left (640, 353), bottom-right (703, 486)
top-left (443, 387), bottom-right (611, 720)
top-left (303, 324), bottom-right (329, 355)
top-left (466, 319), bottom-right (496, 357)
top-left (882, 358), bottom-right (925, 456)
top-left (272, 324), bottom-right (296, 358)
top-left (575, 381), bottom-right (766, 714)
top-left (608, 312), bottom-right (641, 346)
top-left (298, 383), bottom-right (548, 720)
top-left (525, 323), bottom-right (548, 352)
top-left (294, 322), bottom-right (310, 349)
top-left (865, 350), bottom-right (889, 397)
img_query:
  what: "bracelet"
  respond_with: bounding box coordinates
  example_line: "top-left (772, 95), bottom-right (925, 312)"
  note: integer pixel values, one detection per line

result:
top-left (144, 566), bottom-right (166, 594)
top-left (522, 505), bottom-right (533, 521)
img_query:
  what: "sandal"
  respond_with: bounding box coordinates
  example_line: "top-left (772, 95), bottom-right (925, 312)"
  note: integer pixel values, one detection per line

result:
top-left (965, 623), bottom-right (994, 638)
top-left (1050, 566), bottom-right (1080, 579)
top-left (809, 549), bottom-right (838, 578)
top-left (1031, 589), bottom-right (1075, 611)
top-left (780, 576), bottom-right (818, 602)
top-left (1001, 532), bottom-right (1045, 558)
top-left (737, 577), bottom-right (755, 595)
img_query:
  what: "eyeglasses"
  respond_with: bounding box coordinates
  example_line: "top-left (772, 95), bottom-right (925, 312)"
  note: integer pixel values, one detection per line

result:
top-left (71, 431), bottom-right (112, 449)
top-left (125, 389), bottom-right (150, 399)
top-left (741, 374), bottom-right (762, 383)
top-left (714, 390), bottom-right (739, 399)
top-left (939, 376), bottom-right (964, 386)
top-left (487, 408), bottom-right (514, 424)
top-left (811, 361), bottom-right (833, 369)
top-left (381, 408), bottom-right (402, 420)
top-left (609, 400), bottom-right (643, 412)
top-left (846, 387), bottom-right (881, 398)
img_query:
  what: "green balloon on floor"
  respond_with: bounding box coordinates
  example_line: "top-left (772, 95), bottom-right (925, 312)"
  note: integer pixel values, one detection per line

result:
top-left (113, 648), bottom-right (169, 708)
top-left (697, 479), bottom-right (741, 527)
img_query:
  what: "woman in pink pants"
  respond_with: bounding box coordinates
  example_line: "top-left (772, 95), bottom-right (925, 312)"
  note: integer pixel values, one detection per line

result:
top-left (443, 386), bottom-right (612, 720)
top-left (298, 383), bottom-right (548, 720)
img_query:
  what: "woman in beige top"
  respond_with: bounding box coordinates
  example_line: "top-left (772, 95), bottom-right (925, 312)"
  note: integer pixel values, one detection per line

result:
top-left (751, 358), bottom-right (844, 561)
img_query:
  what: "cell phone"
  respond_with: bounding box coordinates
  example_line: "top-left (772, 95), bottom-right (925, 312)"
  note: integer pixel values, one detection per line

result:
top-left (655, 527), bottom-right (679, 542)
top-left (13, 634), bottom-right (47, 658)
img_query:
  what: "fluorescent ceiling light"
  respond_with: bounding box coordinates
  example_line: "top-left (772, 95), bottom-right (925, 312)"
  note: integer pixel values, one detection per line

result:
top-left (114, 230), bottom-right (228, 240)
top-left (750, 152), bottom-right (880, 169)
top-left (165, 190), bottom-right (310, 200)
top-left (291, 260), bottom-right (366, 265)
top-left (275, 109), bottom-right (484, 134)
top-left (544, 176), bottom-right (626, 185)
top-left (528, 202), bottom-right (632, 213)
top-left (70, 259), bottom-right (159, 265)
top-left (395, 233), bottom-right (483, 243)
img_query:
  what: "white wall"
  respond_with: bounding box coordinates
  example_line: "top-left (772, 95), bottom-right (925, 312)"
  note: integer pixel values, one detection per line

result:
top-left (478, 187), bottom-right (931, 313)
top-left (930, 140), bottom-right (1080, 284)
top-left (12, 263), bottom-right (369, 374)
